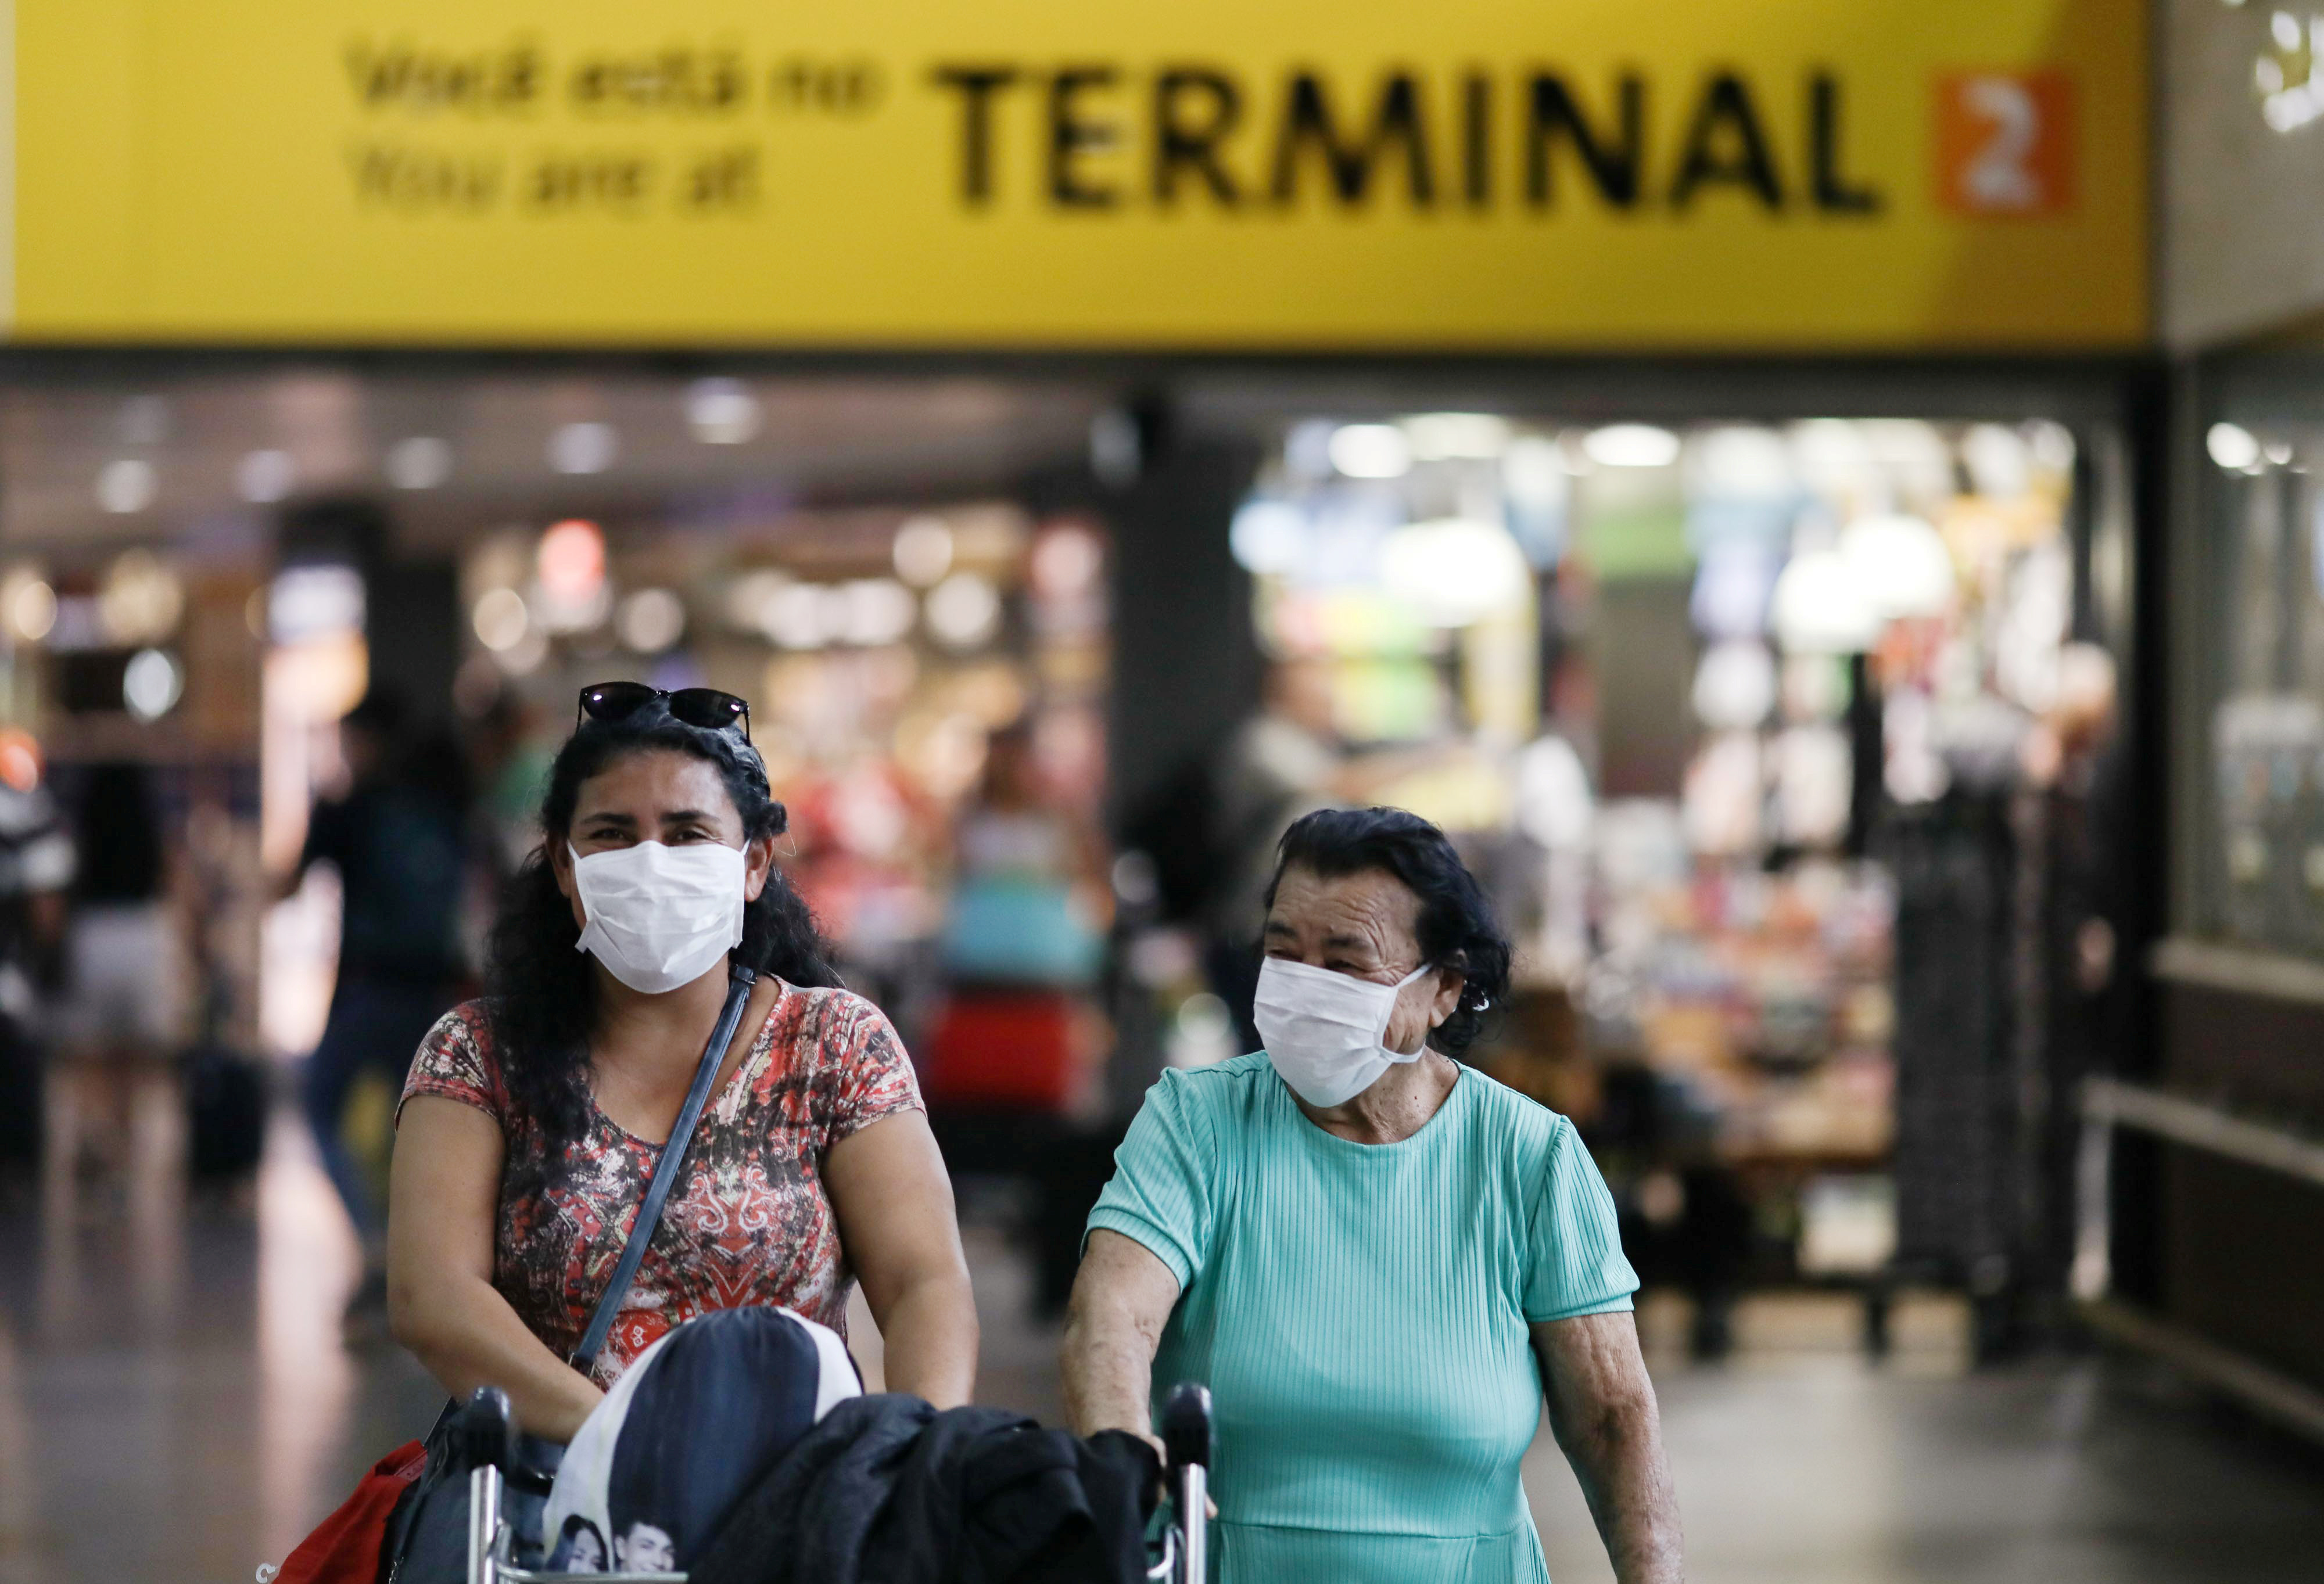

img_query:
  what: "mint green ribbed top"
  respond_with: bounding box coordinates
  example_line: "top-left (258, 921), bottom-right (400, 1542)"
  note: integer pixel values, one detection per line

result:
top-left (1087, 1053), bottom-right (1637, 1584)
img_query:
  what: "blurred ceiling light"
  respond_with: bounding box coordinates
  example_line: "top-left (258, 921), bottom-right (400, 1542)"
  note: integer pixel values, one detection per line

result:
top-left (840, 579), bottom-right (917, 646)
top-left (1691, 641), bottom-right (1778, 730)
top-left (1860, 419), bottom-right (1954, 504)
top-left (615, 588), bottom-right (687, 653)
top-left (96, 458), bottom-right (157, 514)
top-left (1282, 419), bottom-right (1339, 480)
top-left (2266, 438), bottom-right (2297, 465)
top-left (1230, 500), bottom-right (1307, 576)
top-left (386, 436), bottom-right (454, 490)
top-left (1838, 513), bottom-right (1954, 620)
top-left (472, 587), bottom-right (531, 652)
top-left (891, 517), bottom-right (955, 587)
top-left (117, 394), bottom-right (171, 447)
top-left (686, 378), bottom-right (761, 444)
top-left (548, 421), bottom-right (618, 475)
top-left (766, 581), bottom-right (835, 649)
top-left (1790, 419), bottom-right (1879, 497)
top-left (1960, 423), bottom-right (2031, 501)
top-left (1030, 525), bottom-right (1103, 598)
top-left (1771, 548), bottom-right (1881, 654)
top-left (1501, 436), bottom-right (1572, 510)
top-left (2025, 421), bottom-right (2076, 472)
top-left (236, 448), bottom-right (297, 504)
top-left (122, 648), bottom-right (184, 722)
top-left (1379, 518), bottom-right (1530, 626)
top-left (925, 572), bottom-right (1002, 649)
top-left (1403, 412), bottom-right (1510, 461)
top-left (894, 707), bottom-right (988, 800)
top-left (727, 567), bottom-right (790, 634)
top-left (1327, 423), bottom-right (1412, 479)
top-left (1583, 424), bottom-right (1681, 469)
top-left (100, 551), bottom-right (185, 644)
top-left (1690, 427), bottom-right (1794, 498)
top-left (269, 564), bottom-right (366, 643)
top-left (537, 519), bottom-right (607, 602)
top-left (2207, 422), bottom-right (2262, 470)
top-left (2, 569), bottom-right (55, 645)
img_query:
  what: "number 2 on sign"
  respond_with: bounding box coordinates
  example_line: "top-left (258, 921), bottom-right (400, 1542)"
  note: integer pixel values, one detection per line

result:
top-left (1935, 72), bottom-right (2075, 217)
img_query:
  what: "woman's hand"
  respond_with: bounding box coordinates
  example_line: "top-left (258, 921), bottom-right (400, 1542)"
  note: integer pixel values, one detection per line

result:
top-left (825, 1109), bottom-right (978, 1407)
top-left (388, 1095), bottom-right (605, 1443)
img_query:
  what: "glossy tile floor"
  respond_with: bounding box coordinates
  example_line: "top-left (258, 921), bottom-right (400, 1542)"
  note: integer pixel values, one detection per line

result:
top-left (2, 1090), bottom-right (2320, 1584)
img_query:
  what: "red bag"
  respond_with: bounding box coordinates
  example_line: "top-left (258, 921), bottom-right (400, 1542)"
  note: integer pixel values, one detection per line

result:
top-left (273, 1439), bottom-right (427, 1584)
top-left (926, 991), bottom-right (1079, 1111)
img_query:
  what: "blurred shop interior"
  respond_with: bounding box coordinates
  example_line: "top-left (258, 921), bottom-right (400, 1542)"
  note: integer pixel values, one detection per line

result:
top-left (0, 360), bottom-right (2149, 1367)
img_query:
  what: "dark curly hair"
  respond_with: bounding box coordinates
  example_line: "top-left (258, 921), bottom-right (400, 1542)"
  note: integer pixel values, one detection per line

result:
top-left (1262, 806), bottom-right (1512, 1059)
top-left (485, 705), bottom-right (840, 1179)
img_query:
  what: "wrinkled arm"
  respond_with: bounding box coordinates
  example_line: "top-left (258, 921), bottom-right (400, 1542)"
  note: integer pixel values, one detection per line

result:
top-left (1533, 1311), bottom-right (1685, 1584)
top-left (387, 1095), bottom-right (604, 1443)
top-left (1061, 1229), bottom-right (1181, 1457)
top-left (825, 1109), bottom-right (978, 1408)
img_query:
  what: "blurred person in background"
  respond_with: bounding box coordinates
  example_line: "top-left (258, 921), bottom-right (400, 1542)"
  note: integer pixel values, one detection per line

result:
top-left (1203, 658), bottom-right (1445, 1051)
top-left (388, 685), bottom-right (975, 1441)
top-left (55, 762), bottom-right (178, 1176)
top-left (281, 689), bottom-right (471, 1324)
top-left (2028, 641), bottom-right (2128, 1316)
top-left (931, 721), bottom-right (1108, 1065)
top-left (927, 720), bottom-right (1113, 1312)
top-left (466, 685), bottom-right (554, 880)
top-left (0, 751), bottom-right (72, 1177)
top-left (1066, 807), bottom-right (1681, 1584)
top-left (1200, 659), bottom-right (1354, 1054)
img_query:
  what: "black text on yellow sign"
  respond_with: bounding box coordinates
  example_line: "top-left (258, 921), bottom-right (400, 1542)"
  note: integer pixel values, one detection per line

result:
top-left (927, 64), bottom-right (1885, 217)
top-left (8, 1), bottom-right (2146, 349)
top-left (333, 45), bottom-right (1893, 220)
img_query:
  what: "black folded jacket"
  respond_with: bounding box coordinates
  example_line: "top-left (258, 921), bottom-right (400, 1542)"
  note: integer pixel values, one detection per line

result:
top-left (690, 1393), bottom-right (1161, 1584)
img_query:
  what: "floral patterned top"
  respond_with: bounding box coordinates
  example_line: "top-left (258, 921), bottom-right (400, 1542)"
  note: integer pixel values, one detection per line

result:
top-left (397, 980), bottom-right (922, 1386)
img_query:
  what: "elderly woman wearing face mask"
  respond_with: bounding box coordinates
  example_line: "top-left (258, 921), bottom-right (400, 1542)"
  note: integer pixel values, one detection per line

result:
top-left (1063, 807), bottom-right (1683, 1584)
top-left (389, 683), bottom-right (978, 1443)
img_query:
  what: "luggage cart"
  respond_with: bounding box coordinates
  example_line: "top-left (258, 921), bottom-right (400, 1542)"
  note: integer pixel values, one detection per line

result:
top-left (457, 1381), bottom-right (1215, 1584)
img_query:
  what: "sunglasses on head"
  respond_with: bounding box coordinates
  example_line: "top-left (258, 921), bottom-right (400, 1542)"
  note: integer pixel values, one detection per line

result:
top-left (576, 682), bottom-right (751, 742)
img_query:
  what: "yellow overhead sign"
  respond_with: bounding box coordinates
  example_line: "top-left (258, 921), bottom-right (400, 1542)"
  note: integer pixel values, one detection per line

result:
top-left (12, 1), bottom-right (2147, 350)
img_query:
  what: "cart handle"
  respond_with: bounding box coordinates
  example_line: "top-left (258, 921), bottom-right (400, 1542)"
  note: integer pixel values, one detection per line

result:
top-left (1158, 1382), bottom-right (1211, 1584)
top-left (1160, 1382), bottom-right (1211, 1470)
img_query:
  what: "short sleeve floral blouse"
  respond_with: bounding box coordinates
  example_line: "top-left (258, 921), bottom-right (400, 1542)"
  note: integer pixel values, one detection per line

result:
top-left (397, 979), bottom-right (922, 1386)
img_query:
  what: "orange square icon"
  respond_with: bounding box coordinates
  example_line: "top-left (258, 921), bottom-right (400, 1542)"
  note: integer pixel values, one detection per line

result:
top-left (1934, 71), bottom-right (2076, 216)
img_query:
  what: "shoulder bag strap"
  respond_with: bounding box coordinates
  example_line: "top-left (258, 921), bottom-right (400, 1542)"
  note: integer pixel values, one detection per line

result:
top-left (568, 964), bottom-right (760, 1373)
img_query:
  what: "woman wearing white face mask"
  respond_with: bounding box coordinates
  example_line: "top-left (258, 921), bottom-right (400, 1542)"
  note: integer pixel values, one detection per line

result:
top-left (387, 684), bottom-right (977, 1443)
top-left (1064, 807), bottom-right (1683, 1584)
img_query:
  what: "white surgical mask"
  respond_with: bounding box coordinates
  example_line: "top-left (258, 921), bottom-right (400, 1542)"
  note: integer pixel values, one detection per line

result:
top-left (1254, 956), bottom-right (1433, 1109)
top-left (571, 841), bottom-right (747, 995)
